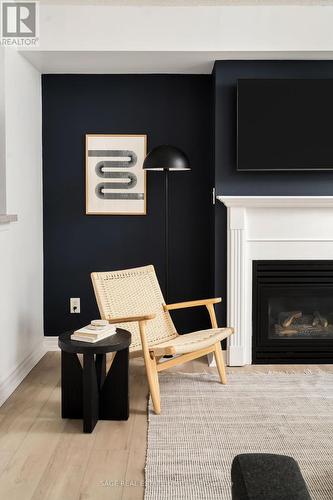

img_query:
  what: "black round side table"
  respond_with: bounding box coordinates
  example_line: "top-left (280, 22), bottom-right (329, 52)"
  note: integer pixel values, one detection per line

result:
top-left (58, 329), bottom-right (131, 433)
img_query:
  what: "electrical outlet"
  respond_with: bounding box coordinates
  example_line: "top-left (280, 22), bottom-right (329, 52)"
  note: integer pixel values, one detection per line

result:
top-left (70, 297), bottom-right (80, 313)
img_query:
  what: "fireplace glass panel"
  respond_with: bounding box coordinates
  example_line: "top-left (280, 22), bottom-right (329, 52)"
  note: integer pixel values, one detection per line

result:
top-left (268, 295), bottom-right (333, 339)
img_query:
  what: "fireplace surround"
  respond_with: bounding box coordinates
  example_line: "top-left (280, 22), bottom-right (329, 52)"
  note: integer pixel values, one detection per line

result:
top-left (217, 196), bottom-right (333, 366)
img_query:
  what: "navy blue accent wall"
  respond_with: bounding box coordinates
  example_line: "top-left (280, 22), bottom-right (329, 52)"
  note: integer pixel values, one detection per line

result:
top-left (214, 60), bottom-right (333, 325)
top-left (42, 75), bottom-right (214, 336)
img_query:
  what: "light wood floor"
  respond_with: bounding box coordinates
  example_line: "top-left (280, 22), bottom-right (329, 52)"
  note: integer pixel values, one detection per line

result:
top-left (0, 353), bottom-right (332, 500)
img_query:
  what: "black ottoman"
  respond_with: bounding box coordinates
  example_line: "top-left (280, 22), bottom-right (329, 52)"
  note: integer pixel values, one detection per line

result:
top-left (231, 453), bottom-right (311, 500)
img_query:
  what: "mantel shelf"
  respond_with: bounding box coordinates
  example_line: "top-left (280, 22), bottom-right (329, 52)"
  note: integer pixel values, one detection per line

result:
top-left (217, 196), bottom-right (333, 208)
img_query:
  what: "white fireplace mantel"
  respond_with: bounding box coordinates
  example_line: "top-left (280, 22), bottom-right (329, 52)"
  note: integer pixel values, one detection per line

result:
top-left (217, 195), bottom-right (333, 366)
top-left (217, 195), bottom-right (333, 208)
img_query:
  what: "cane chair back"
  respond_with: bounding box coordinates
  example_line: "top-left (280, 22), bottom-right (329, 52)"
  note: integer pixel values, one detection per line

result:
top-left (91, 265), bottom-right (177, 353)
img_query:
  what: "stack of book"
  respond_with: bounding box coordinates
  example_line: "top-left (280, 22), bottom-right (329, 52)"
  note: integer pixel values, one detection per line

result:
top-left (71, 319), bottom-right (116, 343)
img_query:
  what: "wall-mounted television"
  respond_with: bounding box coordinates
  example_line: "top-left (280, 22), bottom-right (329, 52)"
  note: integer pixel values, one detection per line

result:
top-left (237, 79), bottom-right (333, 171)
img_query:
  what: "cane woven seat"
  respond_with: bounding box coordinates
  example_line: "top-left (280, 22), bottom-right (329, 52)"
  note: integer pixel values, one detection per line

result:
top-left (150, 327), bottom-right (234, 356)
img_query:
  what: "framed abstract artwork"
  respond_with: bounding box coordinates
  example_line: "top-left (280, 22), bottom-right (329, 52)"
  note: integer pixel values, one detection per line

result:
top-left (86, 134), bottom-right (147, 215)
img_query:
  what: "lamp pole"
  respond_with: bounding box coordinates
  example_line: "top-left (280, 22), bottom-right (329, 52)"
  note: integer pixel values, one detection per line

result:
top-left (164, 168), bottom-right (169, 303)
top-left (142, 145), bottom-right (191, 305)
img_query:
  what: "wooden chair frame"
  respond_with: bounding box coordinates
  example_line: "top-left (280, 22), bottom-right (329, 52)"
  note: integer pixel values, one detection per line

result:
top-left (108, 297), bottom-right (226, 414)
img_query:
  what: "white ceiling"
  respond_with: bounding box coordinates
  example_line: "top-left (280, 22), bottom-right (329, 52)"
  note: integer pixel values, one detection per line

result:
top-left (21, 50), bottom-right (333, 74)
top-left (38, 0), bottom-right (333, 5)
top-left (21, 2), bottom-right (333, 73)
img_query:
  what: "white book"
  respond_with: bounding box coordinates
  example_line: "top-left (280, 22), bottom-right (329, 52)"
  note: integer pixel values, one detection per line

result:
top-left (73, 324), bottom-right (116, 338)
top-left (71, 330), bottom-right (115, 343)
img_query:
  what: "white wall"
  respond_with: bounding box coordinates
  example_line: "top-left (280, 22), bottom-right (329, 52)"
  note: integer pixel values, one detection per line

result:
top-left (0, 49), bottom-right (6, 214)
top-left (0, 49), bottom-right (43, 404)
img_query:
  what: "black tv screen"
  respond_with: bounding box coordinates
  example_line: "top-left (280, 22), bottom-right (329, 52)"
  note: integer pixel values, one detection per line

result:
top-left (237, 79), bottom-right (333, 171)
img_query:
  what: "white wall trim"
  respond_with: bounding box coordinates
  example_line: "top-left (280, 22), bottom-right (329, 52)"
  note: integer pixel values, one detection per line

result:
top-left (0, 214), bottom-right (17, 224)
top-left (0, 342), bottom-right (45, 407)
top-left (20, 50), bottom-right (333, 75)
top-left (0, 336), bottom-right (60, 407)
top-left (203, 351), bottom-right (228, 368)
top-left (44, 336), bottom-right (60, 351)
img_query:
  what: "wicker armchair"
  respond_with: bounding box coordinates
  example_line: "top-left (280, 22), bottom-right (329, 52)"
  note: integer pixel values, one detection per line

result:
top-left (91, 265), bottom-right (234, 414)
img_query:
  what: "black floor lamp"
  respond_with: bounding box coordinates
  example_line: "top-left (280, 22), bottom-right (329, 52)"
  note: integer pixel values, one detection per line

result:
top-left (143, 145), bottom-right (191, 303)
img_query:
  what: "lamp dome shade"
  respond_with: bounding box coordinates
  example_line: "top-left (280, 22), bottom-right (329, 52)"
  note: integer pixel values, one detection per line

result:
top-left (143, 145), bottom-right (191, 171)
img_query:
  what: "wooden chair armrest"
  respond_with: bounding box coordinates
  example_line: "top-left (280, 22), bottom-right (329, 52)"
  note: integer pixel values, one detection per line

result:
top-left (108, 315), bottom-right (156, 356)
top-left (164, 298), bottom-right (221, 311)
top-left (108, 314), bottom-right (156, 324)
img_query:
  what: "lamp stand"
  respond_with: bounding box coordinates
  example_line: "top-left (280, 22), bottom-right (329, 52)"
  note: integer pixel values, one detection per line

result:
top-left (164, 168), bottom-right (169, 304)
top-left (143, 145), bottom-right (190, 304)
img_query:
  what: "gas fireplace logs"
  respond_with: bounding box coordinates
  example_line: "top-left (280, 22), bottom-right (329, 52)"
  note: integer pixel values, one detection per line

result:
top-left (312, 311), bottom-right (328, 328)
top-left (275, 311), bottom-right (333, 337)
top-left (280, 311), bottom-right (302, 328)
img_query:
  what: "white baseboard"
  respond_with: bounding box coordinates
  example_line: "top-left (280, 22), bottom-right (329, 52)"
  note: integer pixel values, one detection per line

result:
top-left (0, 336), bottom-right (61, 407)
top-left (44, 336), bottom-right (60, 351)
top-left (0, 341), bottom-right (46, 407)
top-left (207, 349), bottom-right (227, 367)
top-left (207, 352), bottom-right (215, 366)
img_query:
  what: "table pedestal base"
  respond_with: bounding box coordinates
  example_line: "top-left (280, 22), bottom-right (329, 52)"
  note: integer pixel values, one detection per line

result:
top-left (61, 349), bottom-right (129, 433)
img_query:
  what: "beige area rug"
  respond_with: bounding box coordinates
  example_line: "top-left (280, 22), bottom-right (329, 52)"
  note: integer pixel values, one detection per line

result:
top-left (145, 372), bottom-right (333, 499)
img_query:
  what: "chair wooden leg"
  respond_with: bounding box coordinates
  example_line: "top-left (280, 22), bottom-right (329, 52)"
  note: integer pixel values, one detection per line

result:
top-left (144, 353), bottom-right (161, 414)
top-left (214, 342), bottom-right (227, 384)
top-left (152, 356), bottom-right (161, 411)
top-left (139, 319), bottom-right (161, 414)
